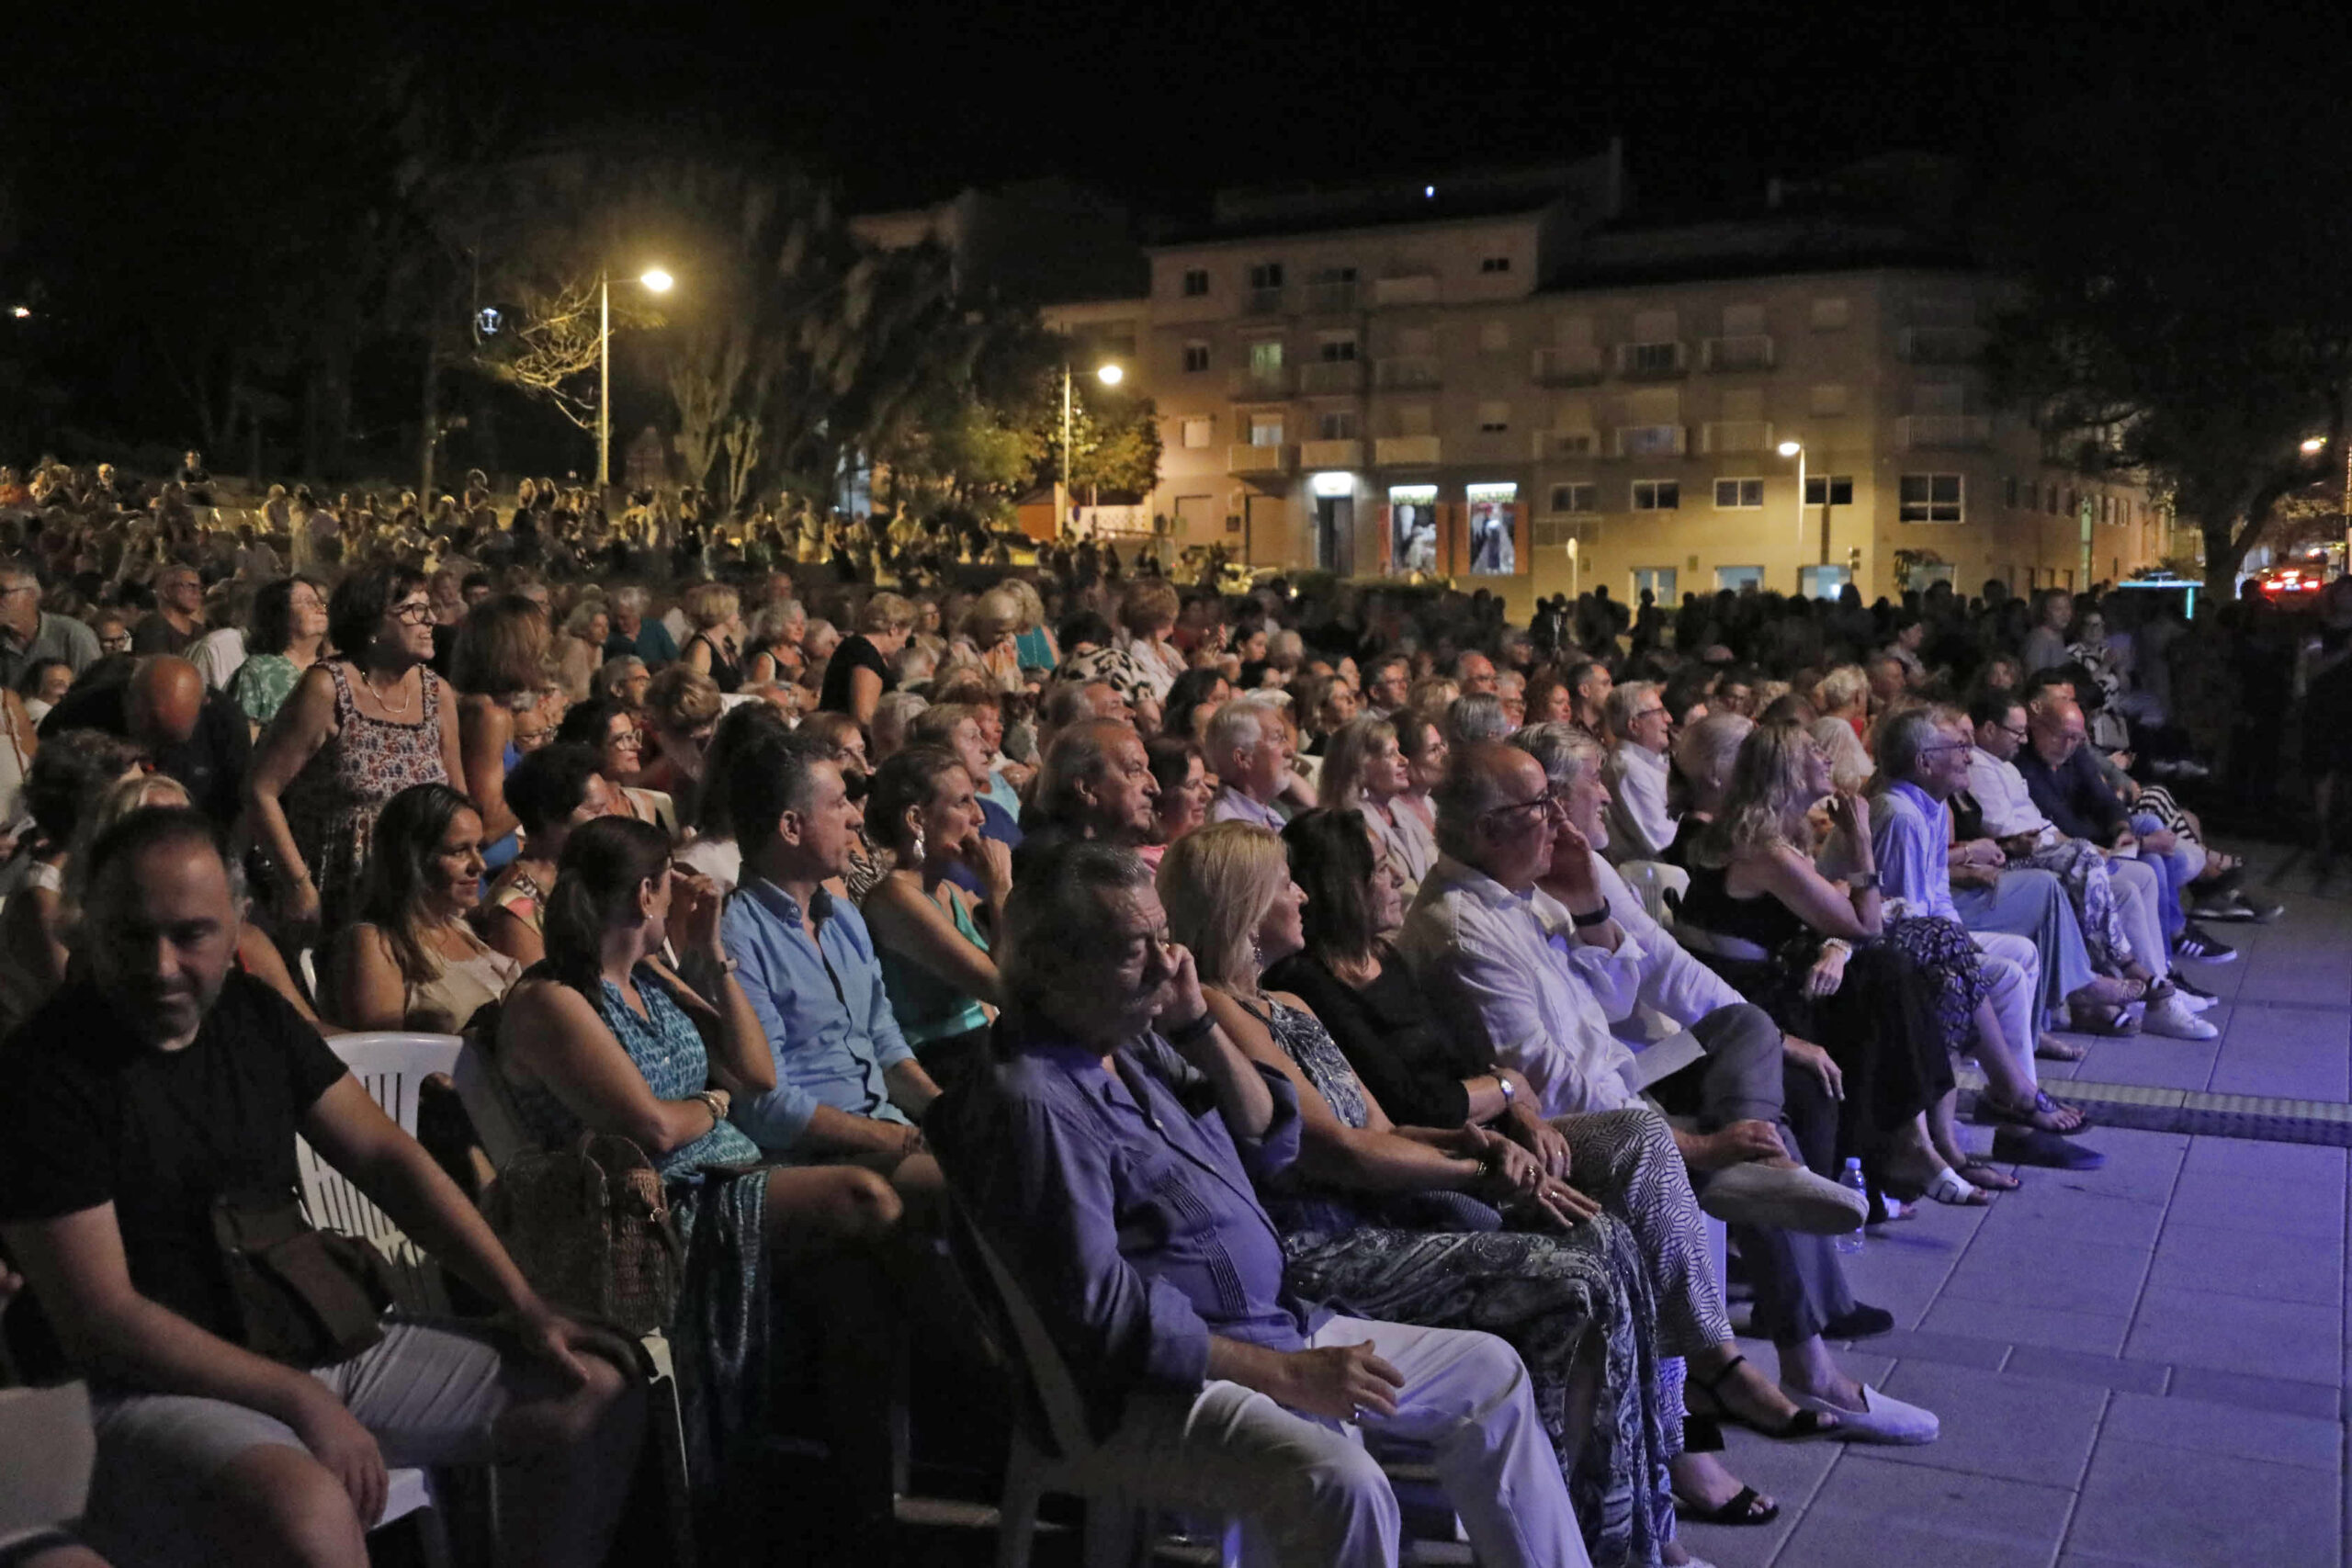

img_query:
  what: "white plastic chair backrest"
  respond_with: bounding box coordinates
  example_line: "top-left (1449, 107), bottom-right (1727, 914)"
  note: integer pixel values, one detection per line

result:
top-left (295, 1032), bottom-right (463, 1314)
top-left (1615, 860), bottom-right (1690, 928)
top-left (955, 1207), bottom-right (1098, 1463)
top-left (452, 1037), bottom-right (533, 1172)
top-left (0, 1382), bottom-right (93, 1543)
top-left (297, 947), bottom-right (319, 1007)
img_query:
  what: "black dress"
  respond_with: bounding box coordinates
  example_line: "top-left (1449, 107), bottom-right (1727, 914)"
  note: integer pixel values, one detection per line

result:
top-left (1677, 863), bottom-right (1954, 1151)
top-left (819, 633), bottom-right (894, 715)
top-left (686, 633), bottom-right (743, 694)
top-left (1264, 948), bottom-right (1480, 1129)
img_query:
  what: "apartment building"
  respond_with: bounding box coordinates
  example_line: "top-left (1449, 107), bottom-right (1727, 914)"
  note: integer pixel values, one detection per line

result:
top-left (1080, 158), bottom-right (2168, 611)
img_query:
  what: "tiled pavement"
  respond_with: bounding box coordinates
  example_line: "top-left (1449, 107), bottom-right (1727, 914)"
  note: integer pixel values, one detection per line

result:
top-left (1683, 842), bottom-right (2352, 1568)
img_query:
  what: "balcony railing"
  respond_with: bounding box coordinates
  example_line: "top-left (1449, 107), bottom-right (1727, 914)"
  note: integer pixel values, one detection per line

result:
top-left (1702, 420), bottom-right (1774, 454)
top-left (1898, 414), bottom-right (1992, 448)
top-left (1228, 442), bottom-right (1297, 476)
top-left (1897, 326), bottom-right (1987, 365)
top-left (1373, 434), bottom-right (1442, 467)
top-left (1533, 517), bottom-right (1600, 549)
top-left (1227, 365), bottom-right (1295, 398)
top-left (1305, 280), bottom-right (1359, 312)
top-left (1531, 345), bottom-right (1606, 386)
top-left (1372, 273), bottom-right (1439, 307)
top-left (1702, 334), bottom-right (1776, 372)
top-left (1535, 429), bottom-right (1601, 460)
top-left (1611, 423), bottom-right (1689, 457)
top-left (1374, 355), bottom-right (1442, 390)
top-left (1616, 341), bottom-right (1689, 378)
top-left (1300, 438), bottom-right (1364, 469)
top-left (1243, 286), bottom-right (1286, 316)
top-left (1298, 359), bottom-right (1366, 394)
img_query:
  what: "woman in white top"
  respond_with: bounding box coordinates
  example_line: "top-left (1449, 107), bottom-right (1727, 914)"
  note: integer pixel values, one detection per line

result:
top-left (328, 782), bottom-right (520, 1033)
top-left (1319, 715), bottom-right (1437, 906)
top-left (1117, 580), bottom-right (1185, 701)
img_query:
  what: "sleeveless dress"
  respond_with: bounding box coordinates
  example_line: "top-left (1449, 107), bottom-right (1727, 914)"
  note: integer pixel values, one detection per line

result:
top-left (687, 632), bottom-right (742, 694)
top-left (282, 664), bottom-right (450, 931)
top-left (872, 882), bottom-right (993, 1092)
top-left (1243, 993), bottom-right (1678, 1568)
top-left (503, 965), bottom-right (773, 1509)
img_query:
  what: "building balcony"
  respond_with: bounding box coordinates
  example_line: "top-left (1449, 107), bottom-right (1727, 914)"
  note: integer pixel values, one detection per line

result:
top-left (1532, 345), bottom-right (1606, 386)
top-left (1611, 423), bottom-right (1689, 458)
top-left (1702, 334), bottom-right (1776, 372)
top-left (1374, 434), bottom-right (1442, 467)
top-left (1227, 366), bottom-right (1296, 398)
top-left (1300, 438), bottom-right (1364, 469)
top-left (1899, 414), bottom-right (1993, 448)
top-left (1455, 430), bottom-right (1522, 465)
top-left (1535, 429), bottom-right (1602, 460)
top-left (1305, 280), bottom-right (1359, 313)
top-left (1374, 355), bottom-right (1442, 390)
top-left (1228, 442), bottom-right (1297, 476)
top-left (1702, 420), bottom-right (1775, 455)
top-left (1243, 286), bottom-right (1287, 316)
top-left (1298, 359), bottom-right (1366, 394)
top-left (1615, 341), bottom-right (1689, 378)
top-left (1372, 272), bottom-right (1439, 307)
top-left (1898, 326), bottom-right (1987, 365)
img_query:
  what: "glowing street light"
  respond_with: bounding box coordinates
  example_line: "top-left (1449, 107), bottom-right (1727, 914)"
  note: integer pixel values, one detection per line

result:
top-left (6, 306), bottom-right (28, 320)
top-left (1778, 439), bottom-right (1807, 546)
top-left (1095, 362), bottom-right (1123, 387)
top-left (599, 265), bottom-right (676, 489)
top-left (2302, 436), bottom-right (2327, 454)
top-left (1059, 361), bottom-right (1125, 535)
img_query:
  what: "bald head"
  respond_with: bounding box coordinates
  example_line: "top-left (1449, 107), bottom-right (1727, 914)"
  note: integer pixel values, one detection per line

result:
top-left (2027, 695), bottom-right (2086, 769)
top-left (128, 658), bottom-right (205, 749)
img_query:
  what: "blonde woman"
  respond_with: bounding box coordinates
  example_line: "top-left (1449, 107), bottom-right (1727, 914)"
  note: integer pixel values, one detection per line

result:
top-left (1810, 665), bottom-right (1873, 793)
top-left (1006, 578), bottom-right (1057, 673)
top-left (552, 597), bottom-right (610, 704)
top-left (1159, 822), bottom-right (1716, 1568)
top-left (679, 581), bottom-right (744, 694)
top-left (956, 589), bottom-right (1024, 694)
top-left (820, 591), bottom-right (915, 726)
top-left (1319, 714), bottom-right (1436, 900)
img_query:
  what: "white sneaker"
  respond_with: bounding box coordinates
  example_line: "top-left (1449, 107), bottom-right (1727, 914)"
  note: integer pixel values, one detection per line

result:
top-left (2143, 994), bottom-right (2220, 1040)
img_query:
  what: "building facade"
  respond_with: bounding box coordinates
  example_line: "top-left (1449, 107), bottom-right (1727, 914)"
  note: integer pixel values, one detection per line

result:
top-left (1050, 161), bottom-right (2169, 611)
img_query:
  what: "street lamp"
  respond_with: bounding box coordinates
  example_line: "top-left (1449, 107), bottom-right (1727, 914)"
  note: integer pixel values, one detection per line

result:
top-left (599, 266), bottom-right (674, 492)
top-left (1059, 361), bottom-right (1124, 536)
top-left (1777, 439), bottom-right (1806, 547)
top-left (6, 306), bottom-right (27, 320)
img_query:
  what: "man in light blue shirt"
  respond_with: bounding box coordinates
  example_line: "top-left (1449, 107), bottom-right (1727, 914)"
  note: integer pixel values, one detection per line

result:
top-left (720, 728), bottom-right (942, 1168)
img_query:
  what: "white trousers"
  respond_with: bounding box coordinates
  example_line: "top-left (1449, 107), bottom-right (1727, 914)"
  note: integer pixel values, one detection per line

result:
top-left (1972, 930), bottom-right (2042, 1095)
top-left (1057, 1315), bottom-right (1589, 1568)
top-left (2110, 856), bottom-right (2168, 974)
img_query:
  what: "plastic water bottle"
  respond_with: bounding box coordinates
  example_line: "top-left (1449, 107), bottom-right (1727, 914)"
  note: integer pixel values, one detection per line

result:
top-left (1836, 1158), bottom-right (1869, 1253)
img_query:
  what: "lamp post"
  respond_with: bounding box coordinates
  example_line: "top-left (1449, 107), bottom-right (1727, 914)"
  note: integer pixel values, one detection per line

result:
top-left (1059, 361), bottom-right (1122, 538)
top-left (1777, 438), bottom-right (1806, 547)
top-left (599, 266), bottom-right (673, 492)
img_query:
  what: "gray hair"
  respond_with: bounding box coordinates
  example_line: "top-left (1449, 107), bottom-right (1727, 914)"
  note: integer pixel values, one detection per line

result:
top-left (611, 585), bottom-right (650, 615)
top-left (1673, 713), bottom-right (1754, 812)
top-left (1204, 697), bottom-right (1277, 765)
top-left (1035, 718), bottom-right (1131, 825)
top-left (749, 600), bottom-right (805, 643)
top-left (1605, 680), bottom-right (1659, 736)
top-left (1872, 703), bottom-right (1960, 786)
top-left (1431, 740), bottom-right (1531, 862)
top-left (595, 655), bottom-right (648, 700)
top-left (999, 840), bottom-right (1156, 1025)
top-left (872, 691), bottom-right (931, 754)
top-left (1042, 679), bottom-right (1107, 731)
top-left (1443, 693), bottom-right (1511, 748)
top-left (1511, 721), bottom-right (1606, 793)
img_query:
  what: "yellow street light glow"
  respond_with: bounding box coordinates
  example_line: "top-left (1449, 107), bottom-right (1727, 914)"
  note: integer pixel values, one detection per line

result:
top-left (1096, 364), bottom-right (1124, 386)
top-left (1777, 440), bottom-right (1803, 457)
top-left (7, 306), bottom-right (28, 319)
top-left (639, 268), bottom-right (674, 294)
top-left (2302, 436), bottom-right (2327, 453)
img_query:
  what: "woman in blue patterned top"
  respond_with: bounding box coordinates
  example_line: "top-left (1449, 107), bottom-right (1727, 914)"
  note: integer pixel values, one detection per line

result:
top-left (495, 815), bottom-right (902, 1511)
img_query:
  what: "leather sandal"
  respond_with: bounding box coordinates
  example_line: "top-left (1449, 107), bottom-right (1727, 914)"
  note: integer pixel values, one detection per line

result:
top-left (1686, 1354), bottom-right (1837, 1440)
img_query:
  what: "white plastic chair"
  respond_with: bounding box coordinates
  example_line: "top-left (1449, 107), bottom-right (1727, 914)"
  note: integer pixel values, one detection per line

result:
top-left (1614, 860), bottom-right (1690, 929)
top-left (0, 1382), bottom-right (94, 1554)
top-left (294, 1031), bottom-right (464, 1567)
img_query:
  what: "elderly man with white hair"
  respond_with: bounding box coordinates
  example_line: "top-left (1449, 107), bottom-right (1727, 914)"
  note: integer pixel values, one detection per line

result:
top-left (1601, 681), bottom-right (1676, 863)
top-left (1206, 697), bottom-right (1312, 829)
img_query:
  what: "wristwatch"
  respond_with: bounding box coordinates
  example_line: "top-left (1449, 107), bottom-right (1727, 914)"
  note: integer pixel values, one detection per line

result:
top-left (1570, 897), bottom-right (1612, 929)
top-left (1495, 1076), bottom-right (1517, 1109)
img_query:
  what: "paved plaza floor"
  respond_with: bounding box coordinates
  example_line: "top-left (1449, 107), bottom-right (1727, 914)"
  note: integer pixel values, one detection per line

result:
top-left (1683, 839), bottom-right (2352, 1568)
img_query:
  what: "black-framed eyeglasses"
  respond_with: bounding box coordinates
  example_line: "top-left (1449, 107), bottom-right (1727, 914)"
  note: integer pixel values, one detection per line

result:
top-left (389, 602), bottom-right (435, 625)
top-left (1482, 786), bottom-right (1569, 826)
top-left (1633, 705), bottom-right (1669, 723)
top-left (1998, 724), bottom-right (2029, 740)
top-left (1918, 742), bottom-right (1971, 759)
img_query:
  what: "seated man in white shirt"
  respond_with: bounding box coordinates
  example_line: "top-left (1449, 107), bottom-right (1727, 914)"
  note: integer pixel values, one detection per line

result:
top-left (1408, 735), bottom-right (1935, 1445)
top-left (1205, 697), bottom-right (1311, 830)
top-left (1601, 680), bottom-right (1677, 863)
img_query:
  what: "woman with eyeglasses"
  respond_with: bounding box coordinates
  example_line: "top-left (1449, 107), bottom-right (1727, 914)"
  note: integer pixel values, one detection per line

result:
top-left (558, 694), bottom-right (675, 837)
top-left (247, 565), bottom-right (462, 933)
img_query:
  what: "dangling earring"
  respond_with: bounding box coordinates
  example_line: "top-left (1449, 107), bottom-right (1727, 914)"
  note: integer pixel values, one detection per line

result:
top-left (1250, 933), bottom-right (1267, 974)
top-left (910, 829), bottom-right (926, 865)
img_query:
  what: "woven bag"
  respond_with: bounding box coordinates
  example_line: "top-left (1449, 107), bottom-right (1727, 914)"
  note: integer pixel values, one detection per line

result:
top-left (483, 1133), bottom-right (682, 1334)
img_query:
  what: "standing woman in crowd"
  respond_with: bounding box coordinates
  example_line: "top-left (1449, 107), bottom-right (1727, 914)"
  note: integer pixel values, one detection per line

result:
top-left (679, 581), bottom-right (744, 694)
top-left (326, 782), bottom-right (521, 1032)
top-left (558, 694), bottom-right (674, 836)
top-left (742, 598), bottom-right (807, 686)
top-left (820, 590), bottom-right (915, 726)
top-left (227, 573), bottom-right (329, 736)
top-left (858, 745), bottom-right (1005, 1092)
top-left (1118, 580), bottom-right (1186, 701)
top-left (248, 565), bottom-right (462, 933)
top-left (485, 742), bottom-right (621, 968)
top-left (636, 666), bottom-right (723, 830)
top-left (1007, 578), bottom-right (1057, 673)
top-left (449, 592), bottom-right (550, 877)
top-left (0, 731), bottom-right (140, 1035)
top-left (1320, 713), bottom-right (1437, 898)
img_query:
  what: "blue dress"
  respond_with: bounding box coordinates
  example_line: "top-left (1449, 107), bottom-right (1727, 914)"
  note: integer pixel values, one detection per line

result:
top-left (504, 965), bottom-right (772, 1507)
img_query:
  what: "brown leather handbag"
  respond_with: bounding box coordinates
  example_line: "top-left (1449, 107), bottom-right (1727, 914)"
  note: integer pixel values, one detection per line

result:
top-left (211, 1190), bottom-right (398, 1369)
top-left (481, 1133), bottom-right (682, 1335)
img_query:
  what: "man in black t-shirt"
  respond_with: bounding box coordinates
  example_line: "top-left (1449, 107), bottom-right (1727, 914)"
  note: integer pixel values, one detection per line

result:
top-left (0, 807), bottom-right (643, 1568)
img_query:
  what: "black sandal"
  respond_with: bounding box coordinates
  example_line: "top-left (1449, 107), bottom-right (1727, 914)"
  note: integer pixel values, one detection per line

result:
top-left (1675, 1483), bottom-right (1781, 1528)
top-left (1687, 1354), bottom-right (1835, 1440)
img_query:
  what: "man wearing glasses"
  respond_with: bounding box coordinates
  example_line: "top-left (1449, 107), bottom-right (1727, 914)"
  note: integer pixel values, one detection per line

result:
top-left (1600, 680), bottom-right (1677, 861)
top-left (0, 566), bottom-right (97, 691)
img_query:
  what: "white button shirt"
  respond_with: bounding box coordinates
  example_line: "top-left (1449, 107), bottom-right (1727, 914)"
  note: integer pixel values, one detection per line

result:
top-left (1603, 742), bottom-right (1677, 863)
top-left (1399, 855), bottom-right (1649, 1117)
top-left (1965, 746), bottom-right (2059, 846)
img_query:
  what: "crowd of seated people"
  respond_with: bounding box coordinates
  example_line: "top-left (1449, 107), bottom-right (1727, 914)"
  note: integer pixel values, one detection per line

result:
top-left (0, 459), bottom-right (2323, 1566)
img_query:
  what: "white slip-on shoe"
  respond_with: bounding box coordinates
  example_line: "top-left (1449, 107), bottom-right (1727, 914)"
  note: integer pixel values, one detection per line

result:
top-left (1698, 1160), bottom-right (1869, 1235)
top-left (1780, 1381), bottom-right (1940, 1445)
top-left (2143, 994), bottom-right (2220, 1041)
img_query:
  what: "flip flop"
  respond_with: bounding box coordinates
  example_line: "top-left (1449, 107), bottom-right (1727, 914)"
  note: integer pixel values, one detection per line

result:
top-left (2036, 1032), bottom-right (2091, 1061)
top-left (1924, 1167), bottom-right (1992, 1206)
top-left (1675, 1484), bottom-right (1781, 1528)
top-left (1955, 1159), bottom-right (2022, 1191)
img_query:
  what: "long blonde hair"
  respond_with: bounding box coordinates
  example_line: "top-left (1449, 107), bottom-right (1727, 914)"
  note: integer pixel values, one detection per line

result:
top-left (1157, 821), bottom-right (1289, 989)
top-left (1697, 717), bottom-right (1820, 866)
